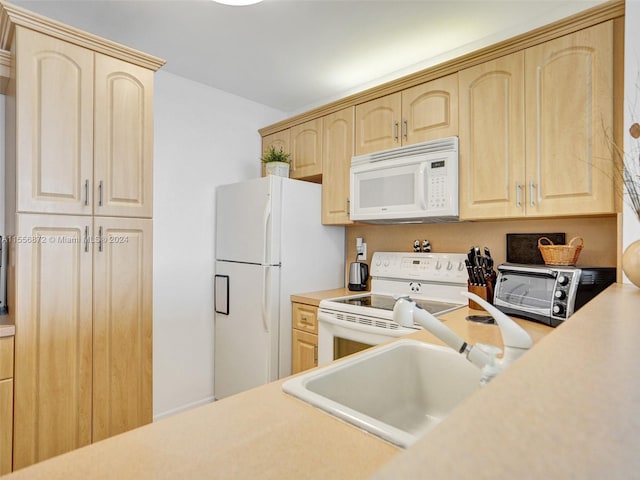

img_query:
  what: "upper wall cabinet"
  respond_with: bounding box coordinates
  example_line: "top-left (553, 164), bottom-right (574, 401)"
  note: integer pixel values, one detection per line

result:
top-left (322, 107), bottom-right (354, 225)
top-left (13, 29), bottom-right (94, 216)
top-left (524, 21), bottom-right (614, 217)
top-left (459, 21), bottom-right (615, 220)
top-left (459, 52), bottom-right (526, 219)
top-left (94, 55), bottom-right (154, 218)
top-left (10, 28), bottom-right (155, 218)
top-left (355, 73), bottom-right (458, 155)
top-left (290, 118), bottom-right (323, 179)
top-left (262, 129), bottom-right (290, 177)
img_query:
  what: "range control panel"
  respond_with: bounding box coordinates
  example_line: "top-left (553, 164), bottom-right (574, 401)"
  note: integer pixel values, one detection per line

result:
top-left (371, 252), bottom-right (468, 283)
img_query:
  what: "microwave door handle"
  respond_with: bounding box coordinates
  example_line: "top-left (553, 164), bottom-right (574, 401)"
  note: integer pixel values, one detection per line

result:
top-left (417, 165), bottom-right (427, 210)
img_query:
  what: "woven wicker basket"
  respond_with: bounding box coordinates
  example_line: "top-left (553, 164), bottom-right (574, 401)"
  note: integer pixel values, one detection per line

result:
top-left (538, 236), bottom-right (584, 266)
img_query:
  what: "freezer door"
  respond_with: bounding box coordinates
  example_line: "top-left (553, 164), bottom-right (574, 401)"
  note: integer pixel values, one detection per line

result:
top-left (215, 176), bottom-right (282, 265)
top-left (214, 260), bottom-right (280, 400)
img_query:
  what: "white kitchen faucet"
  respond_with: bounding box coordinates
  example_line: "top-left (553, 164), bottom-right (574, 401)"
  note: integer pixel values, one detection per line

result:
top-left (393, 292), bottom-right (533, 384)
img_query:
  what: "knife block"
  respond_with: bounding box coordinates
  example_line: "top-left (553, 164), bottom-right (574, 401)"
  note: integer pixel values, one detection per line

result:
top-left (467, 275), bottom-right (496, 310)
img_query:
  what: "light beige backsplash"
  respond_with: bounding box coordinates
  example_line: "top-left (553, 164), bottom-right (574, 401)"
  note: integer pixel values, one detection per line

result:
top-left (345, 215), bottom-right (618, 271)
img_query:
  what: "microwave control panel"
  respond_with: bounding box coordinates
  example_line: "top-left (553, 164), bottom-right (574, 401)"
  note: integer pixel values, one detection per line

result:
top-left (427, 159), bottom-right (451, 211)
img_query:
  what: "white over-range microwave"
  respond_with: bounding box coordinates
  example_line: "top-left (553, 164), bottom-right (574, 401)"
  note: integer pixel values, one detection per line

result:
top-left (350, 136), bottom-right (459, 223)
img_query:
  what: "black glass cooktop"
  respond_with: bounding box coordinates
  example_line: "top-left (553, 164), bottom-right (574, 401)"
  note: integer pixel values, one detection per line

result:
top-left (332, 294), bottom-right (461, 315)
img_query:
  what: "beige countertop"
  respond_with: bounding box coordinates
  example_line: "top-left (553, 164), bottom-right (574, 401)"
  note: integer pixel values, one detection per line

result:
top-left (290, 288), bottom-right (353, 306)
top-left (6, 285), bottom-right (637, 479)
top-left (0, 314), bottom-right (14, 337)
top-left (373, 283), bottom-right (640, 479)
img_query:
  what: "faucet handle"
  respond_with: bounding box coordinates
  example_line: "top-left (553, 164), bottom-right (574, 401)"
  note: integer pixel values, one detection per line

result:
top-left (475, 343), bottom-right (502, 385)
top-left (461, 292), bottom-right (532, 351)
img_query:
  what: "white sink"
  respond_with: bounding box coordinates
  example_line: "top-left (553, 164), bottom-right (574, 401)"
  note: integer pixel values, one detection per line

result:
top-left (282, 339), bottom-right (482, 448)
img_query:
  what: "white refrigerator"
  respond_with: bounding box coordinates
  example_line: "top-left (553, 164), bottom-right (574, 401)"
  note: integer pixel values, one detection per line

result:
top-left (214, 176), bottom-right (345, 399)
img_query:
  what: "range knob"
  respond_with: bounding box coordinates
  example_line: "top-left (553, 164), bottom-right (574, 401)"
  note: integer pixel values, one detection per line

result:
top-left (554, 290), bottom-right (566, 300)
top-left (435, 260), bottom-right (442, 270)
top-left (458, 262), bottom-right (465, 271)
top-left (553, 303), bottom-right (565, 316)
top-left (446, 261), bottom-right (453, 271)
top-left (557, 275), bottom-right (570, 286)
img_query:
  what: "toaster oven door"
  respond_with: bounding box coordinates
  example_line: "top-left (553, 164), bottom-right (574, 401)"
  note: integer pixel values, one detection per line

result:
top-left (494, 270), bottom-right (558, 326)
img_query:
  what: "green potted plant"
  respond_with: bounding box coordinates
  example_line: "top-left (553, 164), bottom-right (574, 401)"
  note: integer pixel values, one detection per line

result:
top-left (261, 146), bottom-right (291, 177)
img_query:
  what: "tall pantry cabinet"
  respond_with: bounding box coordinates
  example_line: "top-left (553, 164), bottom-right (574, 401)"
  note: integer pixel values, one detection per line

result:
top-left (0, 3), bottom-right (164, 471)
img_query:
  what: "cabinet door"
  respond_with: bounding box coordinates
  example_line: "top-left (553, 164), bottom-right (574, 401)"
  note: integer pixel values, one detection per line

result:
top-left (290, 118), bottom-right (323, 179)
top-left (292, 329), bottom-right (318, 374)
top-left (94, 55), bottom-right (154, 218)
top-left (402, 73), bottom-right (458, 145)
top-left (262, 130), bottom-right (290, 177)
top-left (93, 217), bottom-right (153, 442)
top-left (14, 28), bottom-right (94, 215)
top-left (322, 107), bottom-right (354, 225)
top-left (0, 337), bottom-right (13, 475)
top-left (525, 21), bottom-right (614, 216)
top-left (12, 214), bottom-right (93, 470)
top-left (459, 52), bottom-right (526, 220)
top-left (355, 92), bottom-right (401, 155)
top-left (0, 378), bottom-right (12, 475)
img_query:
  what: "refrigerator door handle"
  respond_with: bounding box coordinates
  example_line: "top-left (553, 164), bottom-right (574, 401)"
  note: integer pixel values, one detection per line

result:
top-left (262, 197), bottom-right (272, 265)
top-left (214, 275), bottom-right (230, 315)
top-left (261, 265), bottom-right (270, 333)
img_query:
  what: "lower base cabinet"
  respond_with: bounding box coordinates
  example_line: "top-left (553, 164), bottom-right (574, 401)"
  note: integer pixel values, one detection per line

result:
top-left (10, 214), bottom-right (152, 470)
top-left (0, 336), bottom-right (14, 475)
top-left (291, 302), bottom-right (318, 374)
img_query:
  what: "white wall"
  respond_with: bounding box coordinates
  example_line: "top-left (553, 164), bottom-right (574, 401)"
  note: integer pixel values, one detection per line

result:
top-left (152, 71), bottom-right (285, 418)
top-left (623, 0), bottom-right (640, 267)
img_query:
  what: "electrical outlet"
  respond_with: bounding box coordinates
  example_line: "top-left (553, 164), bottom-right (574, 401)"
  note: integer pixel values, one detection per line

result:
top-left (356, 242), bottom-right (367, 261)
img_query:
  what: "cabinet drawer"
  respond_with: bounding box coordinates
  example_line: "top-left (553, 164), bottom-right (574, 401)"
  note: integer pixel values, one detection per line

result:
top-left (0, 337), bottom-right (13, 381)
top-left (292, 303), bottom-right (318, 334)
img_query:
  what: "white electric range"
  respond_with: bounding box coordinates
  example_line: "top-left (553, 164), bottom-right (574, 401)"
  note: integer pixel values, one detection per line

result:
top-left (318, 251), bottom-right (469, 365)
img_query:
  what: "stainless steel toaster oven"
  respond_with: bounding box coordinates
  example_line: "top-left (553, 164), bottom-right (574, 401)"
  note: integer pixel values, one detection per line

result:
top-left (493, 263), bottom-right (616, 327)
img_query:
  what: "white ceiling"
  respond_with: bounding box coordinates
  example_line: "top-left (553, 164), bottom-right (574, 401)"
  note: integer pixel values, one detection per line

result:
top-left (10, 0), bottom-right (607, 114)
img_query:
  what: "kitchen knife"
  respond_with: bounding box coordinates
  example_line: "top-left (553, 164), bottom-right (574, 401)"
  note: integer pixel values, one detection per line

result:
top-left (467, 247), bottom-right (476, 267)
top-left (465, 259), bottom-right (475, 285)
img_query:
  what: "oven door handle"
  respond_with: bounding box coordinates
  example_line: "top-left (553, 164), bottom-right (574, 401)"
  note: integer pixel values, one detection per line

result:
top-left (318, 312), bottom-right (414, 336)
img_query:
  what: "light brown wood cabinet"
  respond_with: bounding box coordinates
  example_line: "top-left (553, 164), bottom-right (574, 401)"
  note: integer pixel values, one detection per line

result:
top-left (290, 118), bottom-right (323, 180)
top-left (0, 336), bottom-right (14, 475)
top-left (262, 130), bottom-right (290, 177)
top-left (12, 29), bottom-right (154, 219)
top-left (92, 217), bottom-right (153, 442)
top-left (459, 21), bottom-right (615, 220)
top-left (291, 302), bottom-right (318, 374)
top-left (2, 4), bottom-right (163, 470)
top-left (355, 73), bottom-right (458, 155)
top-left (322, 107), bottom-right (354, 225)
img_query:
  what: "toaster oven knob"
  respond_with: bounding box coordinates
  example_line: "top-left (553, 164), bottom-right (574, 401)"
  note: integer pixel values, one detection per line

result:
top-left (553, 303), bottom-right (565, 316)
top-left (554, 290), bottom-right (566, 300)
top-left (557, 275), bottom-right (569, 286)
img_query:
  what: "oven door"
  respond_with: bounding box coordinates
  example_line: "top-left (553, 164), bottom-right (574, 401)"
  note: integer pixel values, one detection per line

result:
top-left (317, 310), bottom-right (415, 365)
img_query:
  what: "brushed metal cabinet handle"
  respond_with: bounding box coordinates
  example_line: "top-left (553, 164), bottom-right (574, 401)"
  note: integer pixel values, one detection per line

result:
top-left (99, 180), bottom-right (104, 207)
top-left (402, 119), bottom-right (407, 139)
top-left (529, 180), bottom-right (537, 207)
top-left (84, 179), bottom-right (89, 206)
top-left (515, 181), bottom-right (522, 208)
top-left (98, 226), bottom-right (103, 252)
top-left (84, 225), bottom-right (89, 253)
top-left (393, 121), bottom-right (399, 142)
